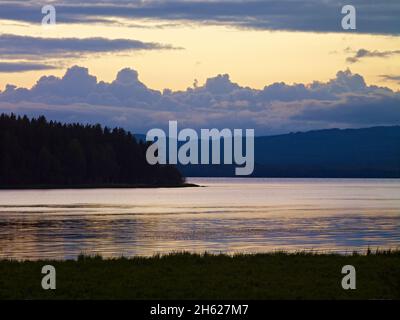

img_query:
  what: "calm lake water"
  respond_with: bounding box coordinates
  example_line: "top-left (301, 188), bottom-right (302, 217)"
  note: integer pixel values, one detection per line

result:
top-left (0, 178), bottom-right (399, 260)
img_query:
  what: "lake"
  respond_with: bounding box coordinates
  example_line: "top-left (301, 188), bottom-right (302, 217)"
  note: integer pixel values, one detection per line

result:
top-left (0, 178), bottom-right (399, 260)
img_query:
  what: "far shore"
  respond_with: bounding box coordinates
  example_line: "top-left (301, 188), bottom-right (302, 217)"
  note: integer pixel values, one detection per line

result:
top-left (0, 182), bottom-right (199, 190)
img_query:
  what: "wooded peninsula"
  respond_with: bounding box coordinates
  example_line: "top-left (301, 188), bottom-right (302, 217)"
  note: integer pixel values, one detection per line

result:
top-left (0, 114), bottom-right (185, 188)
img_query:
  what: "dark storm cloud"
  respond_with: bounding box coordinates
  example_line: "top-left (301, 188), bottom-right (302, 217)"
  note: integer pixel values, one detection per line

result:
top-left (0, 1), bottom-right (399, 35)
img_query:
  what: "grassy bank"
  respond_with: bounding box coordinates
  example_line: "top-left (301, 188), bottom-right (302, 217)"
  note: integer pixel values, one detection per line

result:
top-left (0, 251), bottom-right (399, 300)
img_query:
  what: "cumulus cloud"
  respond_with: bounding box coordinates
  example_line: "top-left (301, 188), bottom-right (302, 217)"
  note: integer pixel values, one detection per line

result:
top-left (0, 34), bottom-right (177, 60)
top-left (347, 49), bottom-right (400, 63)
top-left (0, 66), bottom-right (399, 135)
top-left (0, 0), bottom-right (399, 34)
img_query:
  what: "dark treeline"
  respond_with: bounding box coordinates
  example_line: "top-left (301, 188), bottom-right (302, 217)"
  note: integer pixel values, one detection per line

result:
top-left (0, 114), bottom-right (184, 187)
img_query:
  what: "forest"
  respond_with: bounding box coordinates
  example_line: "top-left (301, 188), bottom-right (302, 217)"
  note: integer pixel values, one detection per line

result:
top-left (0, 114), bottom-right (184, 187)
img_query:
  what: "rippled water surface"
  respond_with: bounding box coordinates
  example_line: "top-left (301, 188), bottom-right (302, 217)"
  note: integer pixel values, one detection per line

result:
top-left (0, 178), bottom-right (399, 260)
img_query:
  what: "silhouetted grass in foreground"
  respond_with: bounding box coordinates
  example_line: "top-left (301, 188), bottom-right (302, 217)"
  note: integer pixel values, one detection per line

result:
top-left (0, 250), bottom-right (399, 300)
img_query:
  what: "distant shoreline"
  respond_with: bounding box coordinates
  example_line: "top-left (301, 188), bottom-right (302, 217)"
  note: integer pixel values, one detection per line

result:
top-left (0, 182), bottom-right (199, 190)
top-left (188, 176), bottom-right (400, 179)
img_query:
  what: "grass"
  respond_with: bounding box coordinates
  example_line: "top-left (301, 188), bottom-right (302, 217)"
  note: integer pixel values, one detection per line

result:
top-left (0, 250), bottom-right (399, 300)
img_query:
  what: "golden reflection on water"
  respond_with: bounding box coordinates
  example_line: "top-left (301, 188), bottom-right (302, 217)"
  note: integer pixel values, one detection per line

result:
top-left (0, 178), bottom-right (399, 260)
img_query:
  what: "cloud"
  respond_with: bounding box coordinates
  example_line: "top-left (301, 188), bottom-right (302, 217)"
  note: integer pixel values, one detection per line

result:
top-left (0, 62), bottom-right (56, 72)
top-left (347, 49), bottom-right (400, 63)
top-left (1, 0), bottom-right (399, 35)
top-left (293, 94), bottom-right (400, 125)
top-left (380, 74), bottom-right (400, 84)
top-left (0, 66), bottom-right (399, 135)
top-left (0, 34), bottom-right (178, 60)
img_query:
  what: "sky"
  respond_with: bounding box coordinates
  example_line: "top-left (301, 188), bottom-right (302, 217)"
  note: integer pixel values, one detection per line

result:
top-left (0, 0), bottom-right (399, 135)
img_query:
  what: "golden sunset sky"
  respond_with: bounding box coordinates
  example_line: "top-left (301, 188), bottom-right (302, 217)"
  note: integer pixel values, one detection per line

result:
top-left (1, 18), bottom-right (399, 92)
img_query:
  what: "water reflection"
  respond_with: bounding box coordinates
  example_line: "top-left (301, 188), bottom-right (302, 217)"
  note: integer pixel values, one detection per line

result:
top-left (0, 178), bottom-right (399, 260)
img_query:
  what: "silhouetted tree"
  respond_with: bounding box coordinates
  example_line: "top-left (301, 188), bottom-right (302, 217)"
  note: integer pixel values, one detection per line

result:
top-left (0, 113), bottom-right (184, 187)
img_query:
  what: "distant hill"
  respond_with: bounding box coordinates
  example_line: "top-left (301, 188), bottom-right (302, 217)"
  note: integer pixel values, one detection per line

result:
top-left (176, 126), bottom-right (400, 178)
top-left (0, 114), bottom-right (184, 187)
